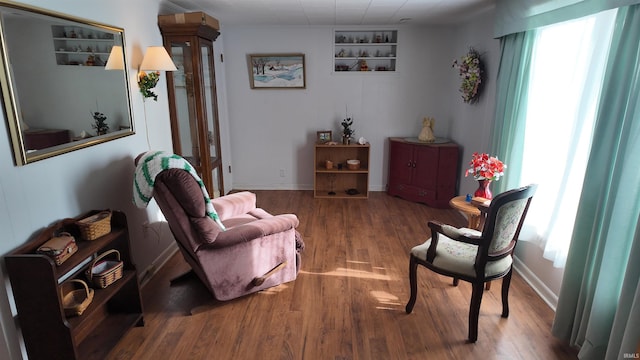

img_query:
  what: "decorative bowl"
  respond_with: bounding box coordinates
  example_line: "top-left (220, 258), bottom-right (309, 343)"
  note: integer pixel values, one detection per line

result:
top-left (346, 159), bottom-right (360, 170)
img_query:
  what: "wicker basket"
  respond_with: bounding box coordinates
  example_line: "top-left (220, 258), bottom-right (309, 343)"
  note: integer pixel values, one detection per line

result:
top-left (85, 249), bottom-right (123, 289)
top-left (76, 210), bottom-right (112, 241)
top-left (61, 279), bottom-right (94, 317)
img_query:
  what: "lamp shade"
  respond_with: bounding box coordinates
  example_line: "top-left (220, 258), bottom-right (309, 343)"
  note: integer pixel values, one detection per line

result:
top-left (139, 46), bottom-right (177, 71)
top-left (104, 46), bottom-right (124, 70)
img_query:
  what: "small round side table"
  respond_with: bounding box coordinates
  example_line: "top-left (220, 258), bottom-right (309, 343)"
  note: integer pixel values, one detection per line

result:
top-left (449, 196), bottom-right (482, 230)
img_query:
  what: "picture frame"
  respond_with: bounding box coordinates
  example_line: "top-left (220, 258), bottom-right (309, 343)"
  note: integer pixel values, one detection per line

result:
top-left (317, 130), bottom-right (332, 144)
top-left (247, 53), bottom-right (306, 89)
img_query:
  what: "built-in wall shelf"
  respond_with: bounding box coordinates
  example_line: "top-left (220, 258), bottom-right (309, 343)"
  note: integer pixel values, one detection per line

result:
top-left (334, 29), bottom-right (397, 73)
top-left (51, 25), bottom-right (114, 66)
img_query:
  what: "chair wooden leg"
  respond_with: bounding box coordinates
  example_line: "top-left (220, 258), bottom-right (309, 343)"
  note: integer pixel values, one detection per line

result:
top-left (468, 282), bottom-right (484, 342)
top-left (406, 256), bottom-right (418, 314)
top-left (501, 269), bottom-right (513, 318)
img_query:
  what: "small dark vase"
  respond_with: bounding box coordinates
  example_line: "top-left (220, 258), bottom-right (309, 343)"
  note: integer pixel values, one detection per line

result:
top-left (474, 179), bottom-right (492, 200)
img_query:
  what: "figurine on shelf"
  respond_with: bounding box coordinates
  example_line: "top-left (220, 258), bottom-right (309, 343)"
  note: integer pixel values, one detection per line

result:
top-left (418, 117), bottom-right (436, 142)
top-left (359, 60), bottom-right (368, 71)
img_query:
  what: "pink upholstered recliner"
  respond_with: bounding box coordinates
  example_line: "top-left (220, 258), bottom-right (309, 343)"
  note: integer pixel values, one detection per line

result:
top-left (150, 168), bottom-right (301, 301)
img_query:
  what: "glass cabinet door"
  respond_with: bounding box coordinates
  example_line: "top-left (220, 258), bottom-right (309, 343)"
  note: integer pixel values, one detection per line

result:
top-left (200, 40), bottom-right (224, 198)
top-left (168, 41), bottom-right (202, 170)
top-left (164, 34), bottom-right (223, 197)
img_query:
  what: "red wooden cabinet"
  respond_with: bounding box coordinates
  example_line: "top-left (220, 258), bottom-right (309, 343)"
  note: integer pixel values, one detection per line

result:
top-left (387, 137), bottom-right (459, 208)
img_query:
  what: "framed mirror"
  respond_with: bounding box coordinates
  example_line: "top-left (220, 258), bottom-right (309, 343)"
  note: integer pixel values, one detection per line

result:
top-left (0, 1), bottom-right (134, 165)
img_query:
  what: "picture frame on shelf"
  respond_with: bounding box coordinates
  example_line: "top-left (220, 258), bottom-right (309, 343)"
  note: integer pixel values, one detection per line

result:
top-left (247, 53), bottom-right (306, 89)
top-left (317, 130), bottom-right (332, 144)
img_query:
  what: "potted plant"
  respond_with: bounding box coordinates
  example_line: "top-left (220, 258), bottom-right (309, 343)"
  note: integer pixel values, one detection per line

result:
top-left (341, 117), bottom-right (354, 144)
top-left (91, 111), bottom-right (109, 136)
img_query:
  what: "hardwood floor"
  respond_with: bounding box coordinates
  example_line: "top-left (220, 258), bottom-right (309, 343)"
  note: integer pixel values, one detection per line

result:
top-left (108, 191), bottom-right (578, 360)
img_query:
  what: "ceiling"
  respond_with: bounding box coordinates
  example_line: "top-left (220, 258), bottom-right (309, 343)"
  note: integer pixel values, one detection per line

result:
top-left (159, 0), bottom-right (496, 26)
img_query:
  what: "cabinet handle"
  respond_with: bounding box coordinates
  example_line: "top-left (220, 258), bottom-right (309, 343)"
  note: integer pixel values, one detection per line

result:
top-left (412, 161), bottom-right (416, 168)
top-left (407, 161), bottom-right (412, 167)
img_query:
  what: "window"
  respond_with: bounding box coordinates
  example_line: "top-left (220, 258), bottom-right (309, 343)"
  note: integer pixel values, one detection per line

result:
top-left (518, 9), bottom-right (617, 267)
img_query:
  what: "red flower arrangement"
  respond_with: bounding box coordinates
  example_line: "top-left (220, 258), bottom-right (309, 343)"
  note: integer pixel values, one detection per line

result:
top-left (465, 152), bottom-right (506, 181)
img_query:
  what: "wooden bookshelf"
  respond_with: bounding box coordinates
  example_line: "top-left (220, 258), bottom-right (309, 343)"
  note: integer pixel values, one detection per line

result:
top-left (314, 143), bottom-right (370, 198)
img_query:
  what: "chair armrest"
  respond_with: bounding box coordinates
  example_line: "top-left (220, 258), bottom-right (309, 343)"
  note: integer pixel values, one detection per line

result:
top-left (428, 221), bottom-right (482, 245)
top-left (426, 221), bottom-right (482, 262)
top-left (211, 191), bottom-right (257, 220)
top-left (208, 214), bottom-right (299, 249)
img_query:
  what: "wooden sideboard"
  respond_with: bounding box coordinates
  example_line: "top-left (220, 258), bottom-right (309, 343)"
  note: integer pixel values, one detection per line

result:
top-left (5, 210), bottom-right (143, 360)
top-left (387, 137), bottom-right (459, 208)
top-left (23, 128), bottom-right (71, 150)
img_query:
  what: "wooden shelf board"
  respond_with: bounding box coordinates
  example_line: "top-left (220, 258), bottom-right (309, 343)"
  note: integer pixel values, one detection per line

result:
top-left (316, 168), bottom-right (369, 174)
top-left (67, 271), bottom-right (137, 329)
top-left (314, 193), bottom-right (368, 199)
top-left (77, 312), bottom-right (143, 359)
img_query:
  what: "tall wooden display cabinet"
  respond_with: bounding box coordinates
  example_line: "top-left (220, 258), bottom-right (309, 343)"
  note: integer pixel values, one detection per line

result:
top-left (158, 13), bottom-right (224, 197)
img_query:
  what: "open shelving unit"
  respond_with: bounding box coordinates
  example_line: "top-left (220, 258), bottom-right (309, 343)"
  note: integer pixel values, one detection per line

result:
top-left (314, 143), bottom-right (370, 198)
top-left (5, 210), bottom-right (143, 360)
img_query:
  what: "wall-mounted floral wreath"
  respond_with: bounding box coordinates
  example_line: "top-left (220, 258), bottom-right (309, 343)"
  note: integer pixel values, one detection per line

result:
top-left (452, 48), bottom-right (483, 104)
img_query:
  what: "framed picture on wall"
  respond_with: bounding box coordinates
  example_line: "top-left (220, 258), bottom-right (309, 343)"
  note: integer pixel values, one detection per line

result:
top-left (247, 53), bottom-right (306, 89)
top-left (317, 130), bottom-right (332, 144)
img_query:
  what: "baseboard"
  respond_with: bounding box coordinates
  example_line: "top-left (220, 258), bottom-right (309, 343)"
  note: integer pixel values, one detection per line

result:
top-left (513, 256), bottom-right (558, 311)
top-left (139, 242), bottom-right (179, 287)
top-left (229, 185), bottom-right (390, 191)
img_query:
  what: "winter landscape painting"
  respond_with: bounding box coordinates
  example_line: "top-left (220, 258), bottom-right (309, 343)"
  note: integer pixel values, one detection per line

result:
top-left (248, 53), bottom-right (306, 89)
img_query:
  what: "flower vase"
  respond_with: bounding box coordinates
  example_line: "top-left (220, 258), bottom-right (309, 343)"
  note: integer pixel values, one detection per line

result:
top-left (474, 179), bottom-right (492, 200)
top-left (342, 136), bottom-right (351, 145)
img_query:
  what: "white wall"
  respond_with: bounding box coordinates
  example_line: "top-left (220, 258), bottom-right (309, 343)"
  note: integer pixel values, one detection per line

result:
top-left (0, 1), bottom-right (180, 358)
top-left (219, 24), bottom-right (458, 191)
top-left (449, 11), bottom-right (501, 198)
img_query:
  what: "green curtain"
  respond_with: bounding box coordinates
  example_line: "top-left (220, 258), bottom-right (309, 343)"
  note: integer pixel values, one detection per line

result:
top-left (489, 31), bottom-right (536, 194)
top-left (552, 5), bottom-right (640, 359)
